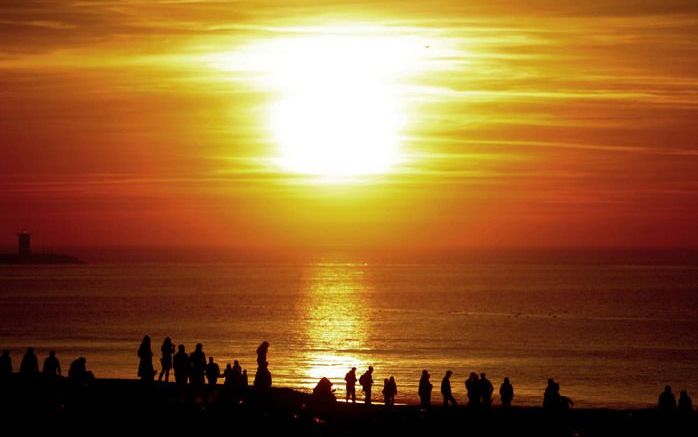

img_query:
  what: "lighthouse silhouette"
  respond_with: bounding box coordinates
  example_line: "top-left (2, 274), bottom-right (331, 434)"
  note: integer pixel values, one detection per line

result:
top-left (17, 230), bottom-right (31, 257)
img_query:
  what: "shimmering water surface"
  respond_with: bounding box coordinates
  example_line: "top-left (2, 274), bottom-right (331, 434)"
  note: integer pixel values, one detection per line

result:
top-left (1, 262), bottom-right (697, 407)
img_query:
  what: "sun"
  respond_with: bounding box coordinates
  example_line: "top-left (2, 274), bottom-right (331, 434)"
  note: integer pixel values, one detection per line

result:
top-left (204, 27), bottom-right (434, 181)
top-left (266, 36), bottom-right (406, 179)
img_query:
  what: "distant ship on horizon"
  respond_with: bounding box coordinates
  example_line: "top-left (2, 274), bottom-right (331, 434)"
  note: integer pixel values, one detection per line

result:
top-left (0, 230), bottom-right (83, 264)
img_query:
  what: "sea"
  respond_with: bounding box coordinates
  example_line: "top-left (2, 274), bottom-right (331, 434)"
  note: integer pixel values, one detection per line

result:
top-left (1, 261), bottom-right (697, 408)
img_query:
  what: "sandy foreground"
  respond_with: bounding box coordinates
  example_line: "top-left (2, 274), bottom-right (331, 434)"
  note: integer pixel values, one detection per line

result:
top-left (0, 375), bottom-right (694, 436)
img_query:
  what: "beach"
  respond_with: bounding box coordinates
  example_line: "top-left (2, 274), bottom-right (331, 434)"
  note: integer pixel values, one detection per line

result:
top-left (0, 375), bottom-right (695, 436)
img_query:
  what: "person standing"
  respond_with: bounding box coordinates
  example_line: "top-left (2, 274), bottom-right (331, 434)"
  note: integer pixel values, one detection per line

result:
top-left (543, 378), bottom-right (561, 412)
top-left (256, 341), bottom-right (269, 366)
top-left (345, 367), bottom-right (357, 403)
top-left (382, 378), bottom-right (390, 405)
top-left (253, 361), bottom-right (272, 391)
top-left (241, 369), bottom-right (249, 400)
top-left (231, 360), bottom-right (243, 401)
top-left (20, 347), bottom-right (39, 377)
top-left (658, 385), bottom-right (677, 413)
top-left (42, 350), bottom-right (61, 377)
top-left (189, 343), bottom-right (207, 387)
top-left (223, 363), bottom-right (234, 386)
top-left (441, 370), bottom-right (457, 406)
top-left (678, 390), bottom-right (693, 421)
top-left (172, 344), bottom-right (189, 387)
top-left (137, 336), bottom-right (155, 381)
top-left (158, 337), bottom-right (175, 382)
top-left (480, 372), bottom-right (494, 407)
top-left (678, 390), bottom-right (693, 411)
top-left (206, 357), bottom-right (220, 386)
top-left (418, 369), bottom-right (433, 409)
top-left (499, 377), bottom-right (514, 408)
top-left (359, 366), bottom-right (374, 404)
top-left (388, 376), bottom-right (398, 405)
top-left (465, 372), bottom-right (480, 408)
top-left (382, 376), bottom-right (397, 406)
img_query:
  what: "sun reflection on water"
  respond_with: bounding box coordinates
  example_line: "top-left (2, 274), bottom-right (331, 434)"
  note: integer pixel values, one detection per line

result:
top-left (299, 263), bottom-right (372, 390)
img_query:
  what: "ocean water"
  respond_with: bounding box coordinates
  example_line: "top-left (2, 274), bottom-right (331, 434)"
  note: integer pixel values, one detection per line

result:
top-left (0, 262), bottom-right (696, 408)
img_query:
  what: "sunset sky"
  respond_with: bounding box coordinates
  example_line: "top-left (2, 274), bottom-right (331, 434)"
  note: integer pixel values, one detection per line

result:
top-left (1, 1), bottom-right (698, 255)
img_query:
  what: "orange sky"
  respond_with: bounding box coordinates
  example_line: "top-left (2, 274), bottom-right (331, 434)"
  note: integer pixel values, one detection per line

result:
top-left (1, 1), bottom-right (698, 254)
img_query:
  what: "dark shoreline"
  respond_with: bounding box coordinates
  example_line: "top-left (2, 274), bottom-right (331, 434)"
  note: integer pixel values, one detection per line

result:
top-left (0, 376), bottom-right (695, 436)
top-left (0, 253), bottom-right (83, 264)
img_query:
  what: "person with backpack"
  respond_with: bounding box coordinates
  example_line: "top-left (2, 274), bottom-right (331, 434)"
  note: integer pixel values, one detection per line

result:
top-left (359, 366), bottom-right (374, 404)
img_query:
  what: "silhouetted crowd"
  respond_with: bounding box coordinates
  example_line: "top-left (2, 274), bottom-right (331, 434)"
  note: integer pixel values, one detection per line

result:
top-left (415, 369), bottom-right (511, 409)
top-left (135, 336), bottom-right (273, 403)
top-left (1, 342), bottom-right (694, 420)
top-left (658, 385), bottom-right (694, 421)
top-left (0, 348), bottom-right (93, 387)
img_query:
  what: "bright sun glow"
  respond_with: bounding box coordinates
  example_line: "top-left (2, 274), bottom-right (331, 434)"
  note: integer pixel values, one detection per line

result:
top-left (205, 28), bottom-right (431, 181)
top-left (267, 36), bottom-right (407, 179)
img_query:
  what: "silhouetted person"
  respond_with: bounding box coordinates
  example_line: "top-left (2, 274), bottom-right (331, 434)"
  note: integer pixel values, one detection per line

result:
top-left (418, 370), bottom-right (433, 409)
top-left (441, 370), bottom-right (457, 406)
top-left (382, 379), bottom-right (390, 405)
top-left (224, 363), bottom-right (234, 386)
top-left (42, 350), bottom-right (61, 377)
top-left (0, 350), bottom-right (11, 382)
top-left (232, 360), bottom-right (242, 379)
top-left (254, 361), bottom-right (272, 391)
top-left (359, 366), bottom-right (374, 404)
top-left (256, 341), bottom-right (269, 366)
top-left (678, 390), bottom-right (693, 420)
top-left (388, 376), bottom-right (397, 405)
top-left (312, 377), bottom-right (336, 405)
top-left (543, 378), bottom-right (561, 412)
top-left (242, 369), bottom-right (249, 399)
top-left (658, 385), bottom-right (677, 413)
top-left (158, 337), bottom-right (175, 382)
top-left (543, 378), bottom-right (572, 414)
top-left (678, 390), bottom-right (693, 411)
top-left (20, 347), bottom-right (39, 379)
top-left (230, 360), bottom-right (243, 400)
top-left (189, 343), bottom-right (206, 386)
top-left (173, 344), bottom-right (189, 387)
top-left (480, 372), bottom-right (494, 407)
top-left (382, 376), bottom-right (397, 406)
top-left (345, 367), bottom-right (357, 403)
top-left (500, 377), bottom-right (514, 408)
top-left (219, 363), bottom-right (234, 405)
top-left (137, 335), bottom-right (154, 381)
top-left (68, 357), bottom-right (93, 387)
top-left (68, 357), bottom-right (84, 381)
top-left (465, 372), bottom-right (480, 407)
top-left (206, 357), bottom-right (220, 386)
